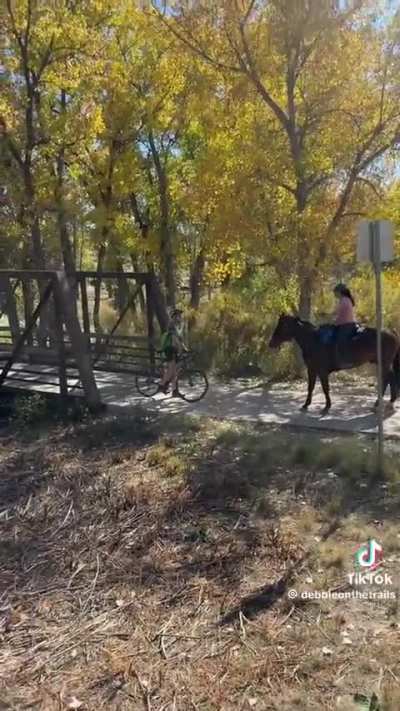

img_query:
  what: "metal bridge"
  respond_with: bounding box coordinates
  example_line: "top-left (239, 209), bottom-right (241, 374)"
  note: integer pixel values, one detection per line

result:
top-left (0, 270), bottom-right (168, 411)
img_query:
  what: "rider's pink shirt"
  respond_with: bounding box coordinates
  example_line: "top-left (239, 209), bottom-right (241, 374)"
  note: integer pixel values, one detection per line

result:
top-left (336, 296), bottom-right (355, 325)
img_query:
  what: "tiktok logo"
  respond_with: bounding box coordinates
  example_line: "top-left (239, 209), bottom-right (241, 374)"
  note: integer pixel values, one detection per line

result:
top-left (355, 539), bottom-right (384, 572)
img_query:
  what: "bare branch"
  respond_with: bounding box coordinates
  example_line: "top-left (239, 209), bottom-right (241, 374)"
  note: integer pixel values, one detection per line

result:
top-left (24, 0), bottom-right (33, 49)
top-left (238, 0), bottom-right (257, 28)
top-left (36, 35), bottom-right (55, 82)
top-left (341, 211), bottom-right (367, 219)
top-left (354, 176), bottom-right (384, 199)
top-left (6, 0), bottom-right (25, 56)
top-left (237, 19), bottom-right (289, 130)
top-left (318, 120), bottom-right (400, 267)
top-left (152, 8), bottom-right (241, 74)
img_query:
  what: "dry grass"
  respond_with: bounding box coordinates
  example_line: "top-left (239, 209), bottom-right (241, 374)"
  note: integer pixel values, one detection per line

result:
top-left (1, 413), bottom-right (400, 709)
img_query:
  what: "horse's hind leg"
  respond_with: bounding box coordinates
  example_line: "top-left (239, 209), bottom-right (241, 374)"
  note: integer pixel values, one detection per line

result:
top-left (319, 372), bottom-right (331, 414)
top-left (374, 368), bottom-right (392, 408)
top-left (389, 371), bottom-right (397, 404)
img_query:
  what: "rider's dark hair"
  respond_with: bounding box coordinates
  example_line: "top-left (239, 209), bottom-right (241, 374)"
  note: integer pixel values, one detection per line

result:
top-left (334, 283), bottom-right (355, 307)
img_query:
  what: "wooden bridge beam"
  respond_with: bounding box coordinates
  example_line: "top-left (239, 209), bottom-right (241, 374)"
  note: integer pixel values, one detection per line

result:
top-left (0, 276), bottom-right (20, 344)
top-left (55, 272), bottom-right (102, 412)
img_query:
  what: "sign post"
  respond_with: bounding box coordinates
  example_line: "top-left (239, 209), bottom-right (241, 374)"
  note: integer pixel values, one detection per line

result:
top-left (357, 220), bottom-right (394, 474)
top-left (370, 221), bottom-right (384, 471)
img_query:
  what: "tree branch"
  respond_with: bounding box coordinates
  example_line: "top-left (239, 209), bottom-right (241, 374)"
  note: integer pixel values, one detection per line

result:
top-left (237, 17), bottom-right (289, 130)
top-left (6, 0), bottom-right (25, 56)
top-left (130, 192), bottom-right (148, 231)
top-left (151, 6), bottom-right (242, 74)
top-left (354, 176), bottom-right (384, 199)
top-left (0, 117), bottom-right (24, 168)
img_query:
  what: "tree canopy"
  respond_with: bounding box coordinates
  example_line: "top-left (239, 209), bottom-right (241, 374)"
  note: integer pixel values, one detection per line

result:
top-left (1, 0), bottom-right (400, 316)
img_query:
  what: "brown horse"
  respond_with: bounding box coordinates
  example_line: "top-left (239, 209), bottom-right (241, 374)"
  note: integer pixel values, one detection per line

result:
top-left (269, 315), bottom-right (400, 413)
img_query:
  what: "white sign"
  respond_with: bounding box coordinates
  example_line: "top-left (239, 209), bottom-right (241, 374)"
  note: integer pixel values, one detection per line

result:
top-left (357, 220), bottom-right (394, 264)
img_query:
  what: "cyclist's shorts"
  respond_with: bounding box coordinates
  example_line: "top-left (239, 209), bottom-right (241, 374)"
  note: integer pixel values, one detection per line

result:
top-left (163, 347), bottom-right (178, 363)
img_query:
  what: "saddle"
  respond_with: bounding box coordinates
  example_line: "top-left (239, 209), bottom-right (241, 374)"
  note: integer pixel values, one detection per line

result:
top-left (318, 325), bottom-right (336, 345)
top-left (318, 323), bottom-right (365, 368)
top-left (318, 323), bottom-right (364, 346)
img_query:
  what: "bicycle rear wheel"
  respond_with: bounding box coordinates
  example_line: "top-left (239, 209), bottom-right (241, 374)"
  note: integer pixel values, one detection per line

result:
top-left (135, 369), bottom-right (161, 397)
top-left (177, 369), bottom-right (208, 402)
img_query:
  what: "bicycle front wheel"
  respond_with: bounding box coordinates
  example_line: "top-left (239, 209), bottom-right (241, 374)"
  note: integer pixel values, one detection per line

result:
top-left (177, 369), bottom-right (208, 402)
top-left (135, 370), bottom-right (161, 397)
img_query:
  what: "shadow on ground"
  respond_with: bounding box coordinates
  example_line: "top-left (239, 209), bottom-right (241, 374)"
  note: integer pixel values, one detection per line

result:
top-left (2, 407), bottom-right (399, 631)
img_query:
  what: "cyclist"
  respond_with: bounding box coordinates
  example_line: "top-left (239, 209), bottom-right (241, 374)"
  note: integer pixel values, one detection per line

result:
top-left (158, 309), bottom-right (187, 397)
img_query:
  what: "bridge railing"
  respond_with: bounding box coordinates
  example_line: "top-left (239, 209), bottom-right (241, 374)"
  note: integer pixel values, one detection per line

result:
top-left (0, 270), bottom-right (167, 409)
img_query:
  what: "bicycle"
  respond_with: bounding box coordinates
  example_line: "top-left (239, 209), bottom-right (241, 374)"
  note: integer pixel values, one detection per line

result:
top-left (135, 351), bottom-right (208, 403)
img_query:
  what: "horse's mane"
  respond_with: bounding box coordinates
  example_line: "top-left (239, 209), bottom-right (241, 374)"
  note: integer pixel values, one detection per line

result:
top-left (296, 318), bottom-right (317, 331)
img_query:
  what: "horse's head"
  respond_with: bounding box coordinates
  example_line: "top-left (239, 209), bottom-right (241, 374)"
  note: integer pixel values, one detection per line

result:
top-left (269, 314), bottom-right (298, 349)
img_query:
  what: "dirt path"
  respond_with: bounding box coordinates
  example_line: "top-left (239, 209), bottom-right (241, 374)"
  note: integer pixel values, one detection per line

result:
top-left (98, 374), bottom-right (400, 438)
top-left (4, 364), bottom-right (400, 437)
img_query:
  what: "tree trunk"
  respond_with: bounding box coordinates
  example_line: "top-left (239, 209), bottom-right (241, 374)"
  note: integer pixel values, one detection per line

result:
top-left (72, 219), bottom-right (78, 266)
top-left (57, 166), bottom-right (75, 272)
top-left (147, 131), bottom-right (176, 308)
top-left (298, 272), bottom-right (312, 321)
top-left (92, 139), bottom-right (116, 334)
top-left (22, 279), bottom-right (34, 347)
top-left (129, 193), bottom-right (154, 275)
top-left (131, 255), bottom-right (146, 315)
top-left (190, 251), bottom-right (205, 310)
top-left (93, 244), bottom-right (106, 335)
top-left (115, 259), bottom-right (129, 317)
top-left (56, 173), bottom-right (75, 273)
top-left (23, 81), bottom-right (46, 272)
top-left (7, 18), bottom-right (50, 345)
top-left (23, 152), bottom-right (51, 345)
top-left (160, 221), bottom-right (176, 308)
top-left (56, 90), bottom-right (78, 329)
top-left (294, 270), bottom-right (313, 377)
top-left (149, 276), bottom-right (169, 332)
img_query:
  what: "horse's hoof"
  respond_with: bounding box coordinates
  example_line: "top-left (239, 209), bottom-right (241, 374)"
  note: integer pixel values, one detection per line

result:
top-left (301, 405), bottom-right (309, 412)
top-left (320, 407), bottom-right (331, 417)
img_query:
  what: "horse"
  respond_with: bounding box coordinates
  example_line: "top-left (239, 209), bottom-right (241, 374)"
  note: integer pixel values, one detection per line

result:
top-left (269, 314), bottom-right (400, 414)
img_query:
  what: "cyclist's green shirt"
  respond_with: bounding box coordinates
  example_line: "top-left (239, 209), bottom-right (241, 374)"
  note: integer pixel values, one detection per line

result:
top-left (161, 322), bottom-right (181, 353)
top-left (160, 330), bottom-right (173, 352)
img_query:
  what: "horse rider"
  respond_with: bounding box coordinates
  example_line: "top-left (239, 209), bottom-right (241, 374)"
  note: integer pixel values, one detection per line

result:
top-left (333, 283), bottom-right (357, 366)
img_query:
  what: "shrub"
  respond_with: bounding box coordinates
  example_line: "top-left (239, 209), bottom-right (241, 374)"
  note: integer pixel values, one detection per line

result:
top-left (12, 393), bottom-right (49, 425)
top-left (99, 299), bottom-right (147, 336)
top-left (189, 274), bottom-right (298, 379)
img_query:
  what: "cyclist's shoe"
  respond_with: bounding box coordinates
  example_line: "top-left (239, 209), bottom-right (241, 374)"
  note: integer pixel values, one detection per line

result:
top-left (171, 389), bottom-right (181, 398)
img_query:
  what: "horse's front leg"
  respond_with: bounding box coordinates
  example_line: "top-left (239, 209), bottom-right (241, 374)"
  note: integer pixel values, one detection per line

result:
top-left (301, 367), bottom-right (317, 411)
top-left (319, 372), bottom-right (331, 415)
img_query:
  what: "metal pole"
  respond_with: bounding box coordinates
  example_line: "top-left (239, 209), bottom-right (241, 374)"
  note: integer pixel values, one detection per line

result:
top-left (373, 221), bottom-right (384, 473)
